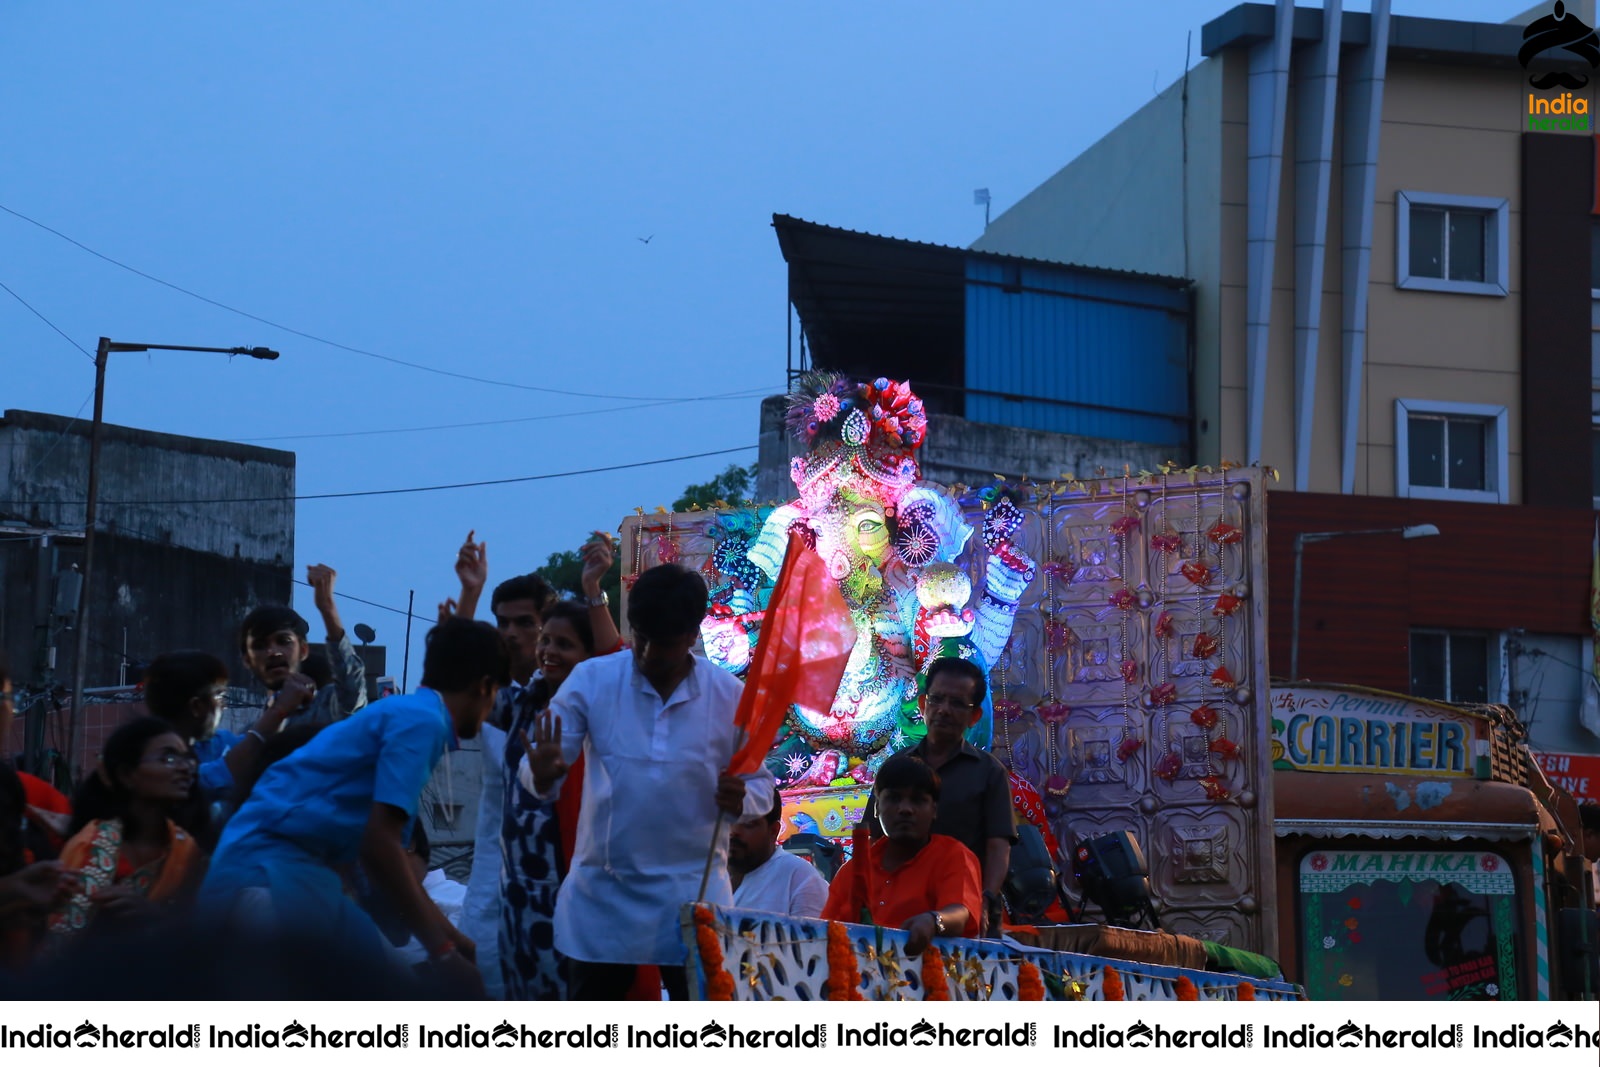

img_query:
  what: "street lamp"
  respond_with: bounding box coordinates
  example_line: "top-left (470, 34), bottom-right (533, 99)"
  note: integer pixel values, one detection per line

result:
top-left (1288, 523), bottom-right (1440, 682)
top-left (67, 337), bottom-right (280, 780)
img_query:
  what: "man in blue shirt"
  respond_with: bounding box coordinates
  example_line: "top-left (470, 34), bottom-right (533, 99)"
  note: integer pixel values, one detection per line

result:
top-left (202, 617), bottom-right (508, 989)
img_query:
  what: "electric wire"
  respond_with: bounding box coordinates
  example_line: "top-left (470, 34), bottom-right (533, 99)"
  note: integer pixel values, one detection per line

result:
top-left (0, 444), bottom-right (756, 507)
top-left (231, 388), bottom-right (773, 443)
top-left (0, 277), bottom-right (95, 360)
top-left (0, 201), bottom-right (762, 403)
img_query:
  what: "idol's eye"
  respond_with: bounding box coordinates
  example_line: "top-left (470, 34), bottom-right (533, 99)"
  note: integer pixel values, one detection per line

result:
top-left (857, 518), bottom-right (884, 535)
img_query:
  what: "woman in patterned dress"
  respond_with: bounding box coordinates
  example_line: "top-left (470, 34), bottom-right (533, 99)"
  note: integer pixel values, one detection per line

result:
top-left (498, 600), bottom-right (601, 999)
top-left (48, 717), bottom-right (206, 941)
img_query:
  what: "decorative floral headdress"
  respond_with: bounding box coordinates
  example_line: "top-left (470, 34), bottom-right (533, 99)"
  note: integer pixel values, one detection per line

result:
top-left (785, 372), bottom-right (928, 509)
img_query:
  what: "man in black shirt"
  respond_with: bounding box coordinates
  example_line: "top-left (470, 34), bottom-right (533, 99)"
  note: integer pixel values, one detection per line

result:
top-left (865, 656), bottom-right (1015, 935)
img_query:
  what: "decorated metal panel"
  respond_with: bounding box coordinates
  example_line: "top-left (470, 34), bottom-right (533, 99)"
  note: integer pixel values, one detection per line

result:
top-left (683, 904), bottom-right (1301, 1002)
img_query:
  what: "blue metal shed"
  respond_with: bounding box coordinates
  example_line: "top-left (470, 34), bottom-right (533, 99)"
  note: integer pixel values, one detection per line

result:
top-left (774, 214), bottom-right (1191, 450)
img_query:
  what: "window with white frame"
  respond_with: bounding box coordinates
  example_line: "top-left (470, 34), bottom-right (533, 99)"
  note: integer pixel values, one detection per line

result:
top-left (1396, 191), bottom-right (1509, 296)
top-left (1395, 399), bottom-right (1509, 504)
top-left (1409, 629), bottom-right (1491, 704)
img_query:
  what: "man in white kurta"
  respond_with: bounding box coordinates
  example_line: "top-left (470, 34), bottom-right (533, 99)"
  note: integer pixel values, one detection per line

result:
top-left (519, 563), bottom-right (775, 1000)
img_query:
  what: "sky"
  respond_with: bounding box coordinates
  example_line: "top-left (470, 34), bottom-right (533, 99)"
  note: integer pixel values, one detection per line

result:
top-left (0, 0), bottom-right (1523, 681)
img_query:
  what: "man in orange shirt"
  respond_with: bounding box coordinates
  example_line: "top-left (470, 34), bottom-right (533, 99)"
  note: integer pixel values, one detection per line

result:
top-left (822, 754), bottom-right (982, 956)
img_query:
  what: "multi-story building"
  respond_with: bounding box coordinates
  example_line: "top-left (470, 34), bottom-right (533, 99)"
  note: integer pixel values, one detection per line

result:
top-left (975, 1), bottom-right (1600, 777)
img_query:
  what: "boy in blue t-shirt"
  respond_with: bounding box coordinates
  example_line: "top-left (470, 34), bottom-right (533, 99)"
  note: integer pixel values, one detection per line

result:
top-left (201, 617), bottom-right (508, 990)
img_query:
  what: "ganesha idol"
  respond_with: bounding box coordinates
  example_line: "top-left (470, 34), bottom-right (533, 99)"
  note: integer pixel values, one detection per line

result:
top-left (700, 374), bottom-right (1036, 788)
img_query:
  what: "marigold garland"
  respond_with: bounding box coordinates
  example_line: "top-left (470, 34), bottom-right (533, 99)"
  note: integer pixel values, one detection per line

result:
top-left (1018, 961), bottom-right (1045, 1001)
top-left (1101, 965), bottom-right (1124, 1001)
top-left (692, 905), bottom-right (736, 1001)
top-left (921, 946), bottom-right (950, 1001)
top-left (1236, 981), bottom-right (1256, 1001)
top-left (825, 921), bottom-right (864, 1001)
top-left (1175, 975), bottom-right (1199, 1001)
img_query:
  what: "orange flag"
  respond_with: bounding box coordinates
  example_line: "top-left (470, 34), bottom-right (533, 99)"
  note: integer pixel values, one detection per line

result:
top-left (724, 530), bottom-right (856, 776)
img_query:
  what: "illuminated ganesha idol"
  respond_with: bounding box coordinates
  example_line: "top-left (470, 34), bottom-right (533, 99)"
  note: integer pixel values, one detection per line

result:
top-left (701, 373), bottom-right (1035, 788)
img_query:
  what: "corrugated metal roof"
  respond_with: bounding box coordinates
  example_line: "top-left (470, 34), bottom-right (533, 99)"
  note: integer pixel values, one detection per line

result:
top-left (773, 214), bottom-right (1191, 288)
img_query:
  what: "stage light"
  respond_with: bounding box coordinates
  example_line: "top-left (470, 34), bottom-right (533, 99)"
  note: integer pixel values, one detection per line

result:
top-left (1072, 830), bottom-right (1160, 929)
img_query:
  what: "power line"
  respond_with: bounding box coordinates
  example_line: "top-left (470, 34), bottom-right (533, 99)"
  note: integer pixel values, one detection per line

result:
top-left (0, 200), bottom-right (760, 403)
top-left (19, 388), bottom-right (96, 483)
top-left (231, 388), bottom-right (774, 443)
top-left (0, 444), bottom-right (756, 507)
top-left (85, 521), bottom-right (435, 624)
top-left (0, 278), bottom-right (95, 360)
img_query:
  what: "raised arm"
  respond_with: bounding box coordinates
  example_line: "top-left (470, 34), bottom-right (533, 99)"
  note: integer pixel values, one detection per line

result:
top-left (580, 534), bottom-right (622, 652)
top-left (309, 563), bottom-right (367, 714)
top-left (452, 532), bottom-right (488, 621)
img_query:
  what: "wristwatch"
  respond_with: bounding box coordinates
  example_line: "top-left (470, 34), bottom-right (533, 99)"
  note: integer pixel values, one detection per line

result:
top-left (584, 591), bottom-right (609, 608)
top-left (930, 911), bottom-right (947, 936)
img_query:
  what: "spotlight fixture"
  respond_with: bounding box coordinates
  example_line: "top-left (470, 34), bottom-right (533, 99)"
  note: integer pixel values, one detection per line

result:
top-left (1071, 830), bottom-right (1161, 929)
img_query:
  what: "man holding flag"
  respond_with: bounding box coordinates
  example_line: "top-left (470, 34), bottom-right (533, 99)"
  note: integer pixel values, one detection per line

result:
top-left (519, 549), bottom-right (852, 1000)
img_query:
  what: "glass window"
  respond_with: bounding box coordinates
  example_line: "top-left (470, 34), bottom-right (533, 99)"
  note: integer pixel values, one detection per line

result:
top-left (1410, 631), bottom-right (1447, 699)
top-left (1298, 849), bottom-right (1519, 1000)
top-left (1446, 418), bottom-right (1486, 491)
top-left (1410, 629), bottom-right (1490, 703)
top-left (1408, 413), bottom-right (1490, 492)
top-left (1408, 416), bottom-right (1445, 488)
top-left (1410, 207), bottom-right (1445, 279)
top-left (1397, 193), bottom-right (1507, 296)
top-left (1447, 211), bottom-right (1486, 283)
top-left (1403, 202), bottom-right (1493, 283)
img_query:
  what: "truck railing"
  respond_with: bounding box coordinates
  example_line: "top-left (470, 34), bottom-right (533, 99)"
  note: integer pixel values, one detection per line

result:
top-left (682, 903), bottom-right (1306, 1001)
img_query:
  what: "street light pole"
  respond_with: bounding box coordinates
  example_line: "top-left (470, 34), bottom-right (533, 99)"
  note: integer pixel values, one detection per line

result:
top-left (66, 338), bottom-right (279, 782)
top-left (1288, 523), bottom-right (1440, 683)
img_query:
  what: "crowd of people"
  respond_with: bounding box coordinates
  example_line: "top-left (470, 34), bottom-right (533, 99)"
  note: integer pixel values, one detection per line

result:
top-left (0, 532), bottom-right (1021, 1000)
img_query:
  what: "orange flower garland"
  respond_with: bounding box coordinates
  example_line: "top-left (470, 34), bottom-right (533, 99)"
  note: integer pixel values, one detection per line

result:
top-left (692, 905), bottom-right (736, 1001)
top-left (1236, 981), bottom-right (1256, 1001)
top-left (1175, 975), bottom-right (1199, 1001)
top-left (1101, 965), bottom-right (1124, 1001)
top-left (825, 921), bottom-right (864, 1001)
top-left (921, 946), bottom-right (950, 1001)
top-left (1018, 961), bottom-right (1045, 1001)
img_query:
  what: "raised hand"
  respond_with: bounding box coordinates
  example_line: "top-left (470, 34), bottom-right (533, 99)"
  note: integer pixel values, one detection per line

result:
top-left (714, 773), bottom-right (747, 817)
top-left (455, 531), bottom-right (488, 594)
top-left (437, 597), bottom-right (459, 624)
top-left (580, 534), bottom-right (613, 596)
top-left (306, 563), bottom-right (338, 614)
top-left (519, 712), bottom-right (567, 793)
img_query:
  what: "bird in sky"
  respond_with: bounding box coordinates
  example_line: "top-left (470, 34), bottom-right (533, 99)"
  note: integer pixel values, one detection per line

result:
top-left (637, 234), bottom-right (653, 244)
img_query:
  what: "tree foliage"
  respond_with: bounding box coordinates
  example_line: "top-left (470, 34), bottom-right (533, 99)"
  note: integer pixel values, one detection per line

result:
top-left (672, 462), bottom-right (758, 512)
top-left (534, 462), bottom-right (756, 621)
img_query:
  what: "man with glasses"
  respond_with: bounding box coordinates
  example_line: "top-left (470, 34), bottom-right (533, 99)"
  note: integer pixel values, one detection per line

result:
top-left (143, 648), bottom-right (313, 809)
top-left (864, 656), bottom-right (1015, 935)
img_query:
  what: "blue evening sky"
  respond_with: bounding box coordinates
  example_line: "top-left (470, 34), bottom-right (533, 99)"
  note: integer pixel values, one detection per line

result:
top-left (0, 1), bottom-right (1520, 679)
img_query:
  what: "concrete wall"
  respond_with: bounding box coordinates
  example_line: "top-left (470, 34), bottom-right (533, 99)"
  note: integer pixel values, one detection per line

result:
top-left (757, 396), bottom-right (1187, 502)
top-left (0, 408), bottom-right (295, 563)
top-left (0, 408), bottom-right (295, 692)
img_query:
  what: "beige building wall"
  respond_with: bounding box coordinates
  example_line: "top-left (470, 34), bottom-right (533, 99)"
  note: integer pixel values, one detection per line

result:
top-left (978, 36), bottom-right (1530, 503)
top-left (1213, 56), bottom-right (1525, 501)
top-left (1360, 60), bottom-right (1523, 501)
